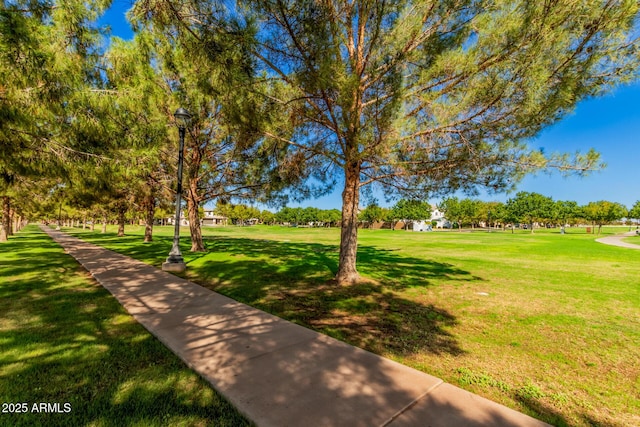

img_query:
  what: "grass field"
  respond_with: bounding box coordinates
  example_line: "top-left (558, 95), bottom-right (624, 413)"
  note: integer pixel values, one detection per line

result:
top-left (16, 223), bottom-right (640, 426)
top-left (623, 234), bottom-right (640, 245)
top-left (0, 226), bottom-right (252, 427)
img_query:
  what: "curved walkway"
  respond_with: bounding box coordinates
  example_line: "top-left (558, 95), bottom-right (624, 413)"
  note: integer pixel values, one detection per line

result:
top-left (41, 226), bottom-right (548, 427)
top-left (596, 231), bottom-right (640, 250)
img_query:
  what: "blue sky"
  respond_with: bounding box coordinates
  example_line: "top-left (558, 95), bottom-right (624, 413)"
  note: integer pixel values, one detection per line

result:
top-left (101, 4), bottom-right (640, 210)
top-left (99, 1), bottom-right (135, 41)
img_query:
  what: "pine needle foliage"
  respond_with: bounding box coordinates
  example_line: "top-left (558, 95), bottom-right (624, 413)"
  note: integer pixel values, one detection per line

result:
top-left (135, 0), bottom-right (640, 283)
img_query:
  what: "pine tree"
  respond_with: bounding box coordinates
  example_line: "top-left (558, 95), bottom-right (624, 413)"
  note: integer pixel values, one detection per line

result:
top-left (0, 0), bottom-right (112, 238)
top-left (240, 0), bottom-right (640, 283)
top-left (142, 0), bottom-right (640, 283)
top-left (101, 34), bottom-right (175, 242)
top-left (129, 1), bottom-right (305, 252)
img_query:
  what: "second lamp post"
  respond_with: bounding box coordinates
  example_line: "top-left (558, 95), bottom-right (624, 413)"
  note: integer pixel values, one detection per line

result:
top-left (162, 107), bottom-right (191, 273)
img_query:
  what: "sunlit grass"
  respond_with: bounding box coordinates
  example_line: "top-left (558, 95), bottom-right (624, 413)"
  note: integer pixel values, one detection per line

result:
top-left (622, 234), bottom-right (640, 246)
top-left (0, 226), bottom-right (251, 427)
top-left (63, 223), bottom-right (639, 427)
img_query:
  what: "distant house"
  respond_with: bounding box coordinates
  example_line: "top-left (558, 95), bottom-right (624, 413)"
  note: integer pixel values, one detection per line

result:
top-left (412, 220), bottom-right (432, 232)
top-left (167, 209), bottom-right (228, 226)
top-left (409, 205), bottom-right (450, 231)
top-left (166, 215), bottom-right (189, 226)
top-left (202, 209), bottom-right (228, 226)
top-left (430, 205), bottom-right (451, 228)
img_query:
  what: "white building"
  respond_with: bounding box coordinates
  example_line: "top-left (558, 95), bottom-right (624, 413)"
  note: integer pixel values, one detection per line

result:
top-left (167, 209), bottom-right (228, 226)
top-left (202, 210), bottom-right (228, 226)
top-left (412, 205), bottom-right (449, 231)
top-left (412, 220), bottom-right (432, 232)
top-left (430, 204), bottom-right (451, 228)
top-left (166, 212), bottom-right (189, 226)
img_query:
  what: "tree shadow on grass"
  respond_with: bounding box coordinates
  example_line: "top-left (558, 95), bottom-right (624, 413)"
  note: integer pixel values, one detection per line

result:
top-left (186, 236), bottom-right (480, 357)
top-left (515, 394), bottom-right (608, 427)
top-left (0, 227), bottom-right (251, 427)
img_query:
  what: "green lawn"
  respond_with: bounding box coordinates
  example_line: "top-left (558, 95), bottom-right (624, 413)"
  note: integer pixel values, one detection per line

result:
top-left (622, 234), bottom-right (640, 246)
top-left (0, 225), bottom-right (252, 427)
top-left (43, 224), bottom-right (640, 426)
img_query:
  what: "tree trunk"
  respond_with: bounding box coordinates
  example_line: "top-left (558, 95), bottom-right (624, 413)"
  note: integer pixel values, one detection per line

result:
top-left (0, 209), bottom-right (7, 242)
top-left (1, 196), bottom-right (10, 241)
top-left (8, 209), bottom-right (14, 236)
top-left (91, 217), bottom-right (95, 232)
top-left (3, 197), bottom-right (12, 237)
top-left (335, 162), bottom-right (361, 285)
top-left (101, 215), bottom-right (107, 233)
top-left (13, 213), bottom-right (21, 233)
top-left (117, 206), bottom-right (126, 237)
top-left (187, 192), bottom-right (205, 252)
top-left (143, 191), bottom-right (155, 243)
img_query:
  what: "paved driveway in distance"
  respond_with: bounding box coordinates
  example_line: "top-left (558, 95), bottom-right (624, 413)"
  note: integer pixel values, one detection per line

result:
top-left (596, 231), bottom-right (640, 249)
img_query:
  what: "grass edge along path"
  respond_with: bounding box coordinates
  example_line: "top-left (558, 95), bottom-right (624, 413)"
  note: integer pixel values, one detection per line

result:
top-left (0, 225), bottom-right (252, 427)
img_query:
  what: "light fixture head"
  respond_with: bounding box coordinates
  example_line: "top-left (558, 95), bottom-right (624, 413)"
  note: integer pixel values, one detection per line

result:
top-left (174, 107), bottom-right (192, 128)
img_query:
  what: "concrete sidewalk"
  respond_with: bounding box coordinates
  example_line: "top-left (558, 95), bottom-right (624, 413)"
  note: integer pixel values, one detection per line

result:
top-left (42, 226), bottom-right (549, 427)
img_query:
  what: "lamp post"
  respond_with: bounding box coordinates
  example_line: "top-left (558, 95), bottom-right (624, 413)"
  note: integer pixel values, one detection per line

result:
top-left (56, 199), bottom-right (62, 230)
top-left (162, 107), bottom-right (191, 272)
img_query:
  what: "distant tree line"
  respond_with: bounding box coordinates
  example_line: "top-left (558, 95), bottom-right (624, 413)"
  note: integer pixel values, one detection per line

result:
top-left (207, 195), bottom-right (639, 235)
top-left (357, 194), bottom-right (639, 235)
top-left (36, 194), bottom-right (639, 238)
top-left (210, 204), bottom-right (342, 227)
top-left (439, 193), bottom-right (635, 235)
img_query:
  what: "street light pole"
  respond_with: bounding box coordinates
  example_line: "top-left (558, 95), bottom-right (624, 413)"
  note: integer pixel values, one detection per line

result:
top-left (162, 107), bottom-right (191, 273)
top-left (56, 199), bottom-right (62, 230)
